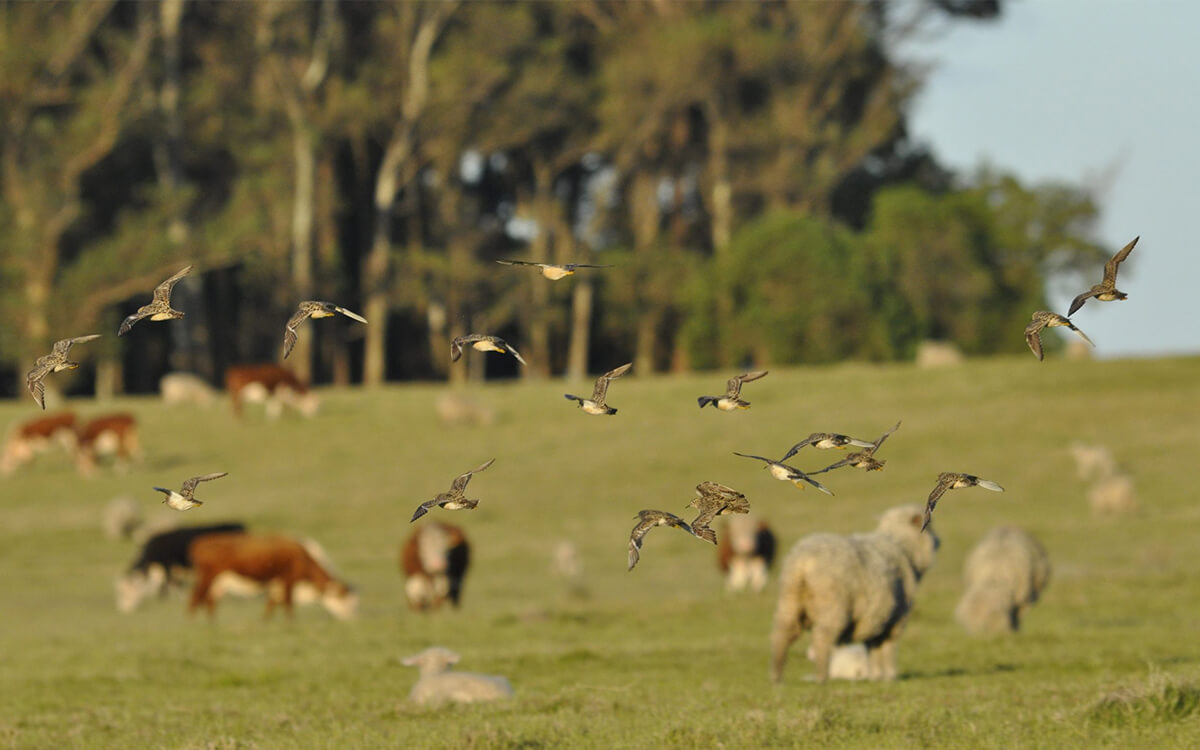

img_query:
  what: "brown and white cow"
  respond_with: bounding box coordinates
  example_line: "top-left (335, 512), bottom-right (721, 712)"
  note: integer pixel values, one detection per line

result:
top-left (716, 515), bottom-right (777, 593)
top-left (188, 533), bottom-right (356, 619)
top-left (1, 411), bottom-right (78, 475)
top-left (400, 522), bottom-right (470, 611)
top-left (75, 413), bottom-right (142, 476)
top-left (225, 364), bottom-right (318, 419)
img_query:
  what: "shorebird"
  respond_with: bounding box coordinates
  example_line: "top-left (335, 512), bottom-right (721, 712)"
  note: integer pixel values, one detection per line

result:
top-left (732, 452), bottom-right (833, 495)
top-left (495, 259), bottom-right (612, 281)
top-left (922, 472), bottom-right (1005, 531)
top-left (779, 432), bottom-right (877, 463)
top-left (697, 370), bottom-right (768, 410)
top-left (450, 334), bottom-right (527, 366)
top-left (1024, 311), bottom-right (1094, 361)
top-left (809, 421), bottom-right (901, 475)
top-left (1068, 236), bottom-right (1138, 316)
top-left (628, 510), bottom-right (696, 570)
top-left (564, 363), bottom-right (632, 415)
top-left (153, 472), bottom-right (228, 511)
top-left (686, 481), bottom-right (750, 545)
top-left (410, 459), bottom-right (496, 523)
top-left (25, 335), bottom-right (102, 409)
top-left (118, 265), bottom-right (192, 336)
top-left (283, 301), bottom-right (368, 359)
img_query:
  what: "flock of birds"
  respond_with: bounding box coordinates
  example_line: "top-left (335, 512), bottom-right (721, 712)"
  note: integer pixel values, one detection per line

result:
top-left (21, 238), bottom-right (1140, 566)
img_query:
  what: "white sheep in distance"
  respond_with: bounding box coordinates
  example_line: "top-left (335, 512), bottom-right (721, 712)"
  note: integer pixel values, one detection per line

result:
top-left (770, 504), bottom-right (939, 683)
top-left (402, 647), bottom-right (513, 707)
top-left (956, 526), bottom-right (1051, 635)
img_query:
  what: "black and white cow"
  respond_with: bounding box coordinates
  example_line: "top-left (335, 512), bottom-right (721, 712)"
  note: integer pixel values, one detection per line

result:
top-left (116, 522), bottom-right (246, 612)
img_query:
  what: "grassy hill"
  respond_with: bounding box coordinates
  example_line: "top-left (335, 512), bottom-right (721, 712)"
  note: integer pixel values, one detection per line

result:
top-left (1, 354), bottom-right (1198, 748)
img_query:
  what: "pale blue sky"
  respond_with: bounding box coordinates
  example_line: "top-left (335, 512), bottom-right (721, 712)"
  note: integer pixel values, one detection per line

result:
top-left (905, 1), bottom-right (1200, 357)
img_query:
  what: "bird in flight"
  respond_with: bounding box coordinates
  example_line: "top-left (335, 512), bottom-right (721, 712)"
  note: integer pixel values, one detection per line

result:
top-left (628, 510), bottom-right (698, 570)
top-left (495, 259), bottom-right (612, 281)
top-left (922, 472), bottom-right (1005, 531)
top-left (732, 452), bottom-right (834, 495)
top-left (686, 481), bottom-right (750, 545)
top-left (779, 431), bottom-right (877, 463)
top-left (410, 459), bottom-right (496, 523)
top-left (1067, 236), bottom-right (1138, 316)
top-left (697, 371), bottom-right (769, 411)
top-left (283, 301), bottom-right (368, 359)
top-left (450, 334), bottom-right (527, 366)
top-left (118, 265), bottom-right (193, 336)
top-left (25, 335), bottom-right (102, 409)
top-left (1024, 311), bottom-right (1094, 361)
top-left (154, 472), bottom-right (228, 511)
top-left (564, 363), bottom-right (632, 415)
top-left (808, 421), bottom-right (901, 475)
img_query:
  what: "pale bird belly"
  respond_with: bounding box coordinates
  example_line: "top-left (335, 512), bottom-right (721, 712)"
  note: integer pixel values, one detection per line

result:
top-left (150, 312), bottom-right (176, 321)
top-left (581, 402), bottom-right (608, 415)
top-left (542, 268), bottom-right (571, 280)
top-left (769, 465), bottom-right (791, 481)
top-left (716, 399), bottom-right (739, 411)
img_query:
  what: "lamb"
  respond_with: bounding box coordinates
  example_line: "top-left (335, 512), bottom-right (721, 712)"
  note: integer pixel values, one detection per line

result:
top-left (401, 647), bottom-right (513, 706)
top-left (955, 526), bottom-right (1050, 635)
top-left (1088, 473), bottom-right (1138, 516)
top-left (770, 504), bottom-right (938, 683)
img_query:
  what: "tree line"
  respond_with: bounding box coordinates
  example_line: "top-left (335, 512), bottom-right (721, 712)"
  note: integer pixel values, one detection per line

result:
top-left (0, 0), bottom-right (1108, 398)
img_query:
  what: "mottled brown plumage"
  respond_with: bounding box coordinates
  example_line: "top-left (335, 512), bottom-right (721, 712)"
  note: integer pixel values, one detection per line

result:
top-left (283, 301), bottom-right (368, 359)
top-left (686, 481), bottom-right (750, 544)
top-left (25, 335), bottom-right (102, 409)
top-left (1068, 236), bottom-right (1138, 315)
top-left (565, 363), bottom-right (632, 415)
top-left (697, 370), bottom-right (768, 410)
top-left (118, 266), bottom-right (192, 336)
top-left (732, 452), bottom-right (833, 495)
top-left (628, 510), bottom-right (696, 570)
top-left (1024, 311), bottom-right (1094, 361)
top-left (450, 334), bottom-right (527, 366)
top-left (410, 459), bottom-right (496, 523)
top-left (809, 421), bottom-right (901, 475)
top-left (922, 472), bottom-right (1005, 531)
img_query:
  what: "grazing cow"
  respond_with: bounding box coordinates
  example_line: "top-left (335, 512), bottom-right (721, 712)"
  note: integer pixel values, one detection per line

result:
top-left (116, 522), bottom-right (247, 612)
top-left (189, 533), bottom-right (356, 619)
top-left (400, 522), bottom-right (470, 611)
top-left (716, 515), bottom-right (776, 593)
top-left (225, 363), bottom-right (318, 419)
top-left (75, 413), bottom-right (141, 476)
top-left (1, 411), bottom-right (78, 475)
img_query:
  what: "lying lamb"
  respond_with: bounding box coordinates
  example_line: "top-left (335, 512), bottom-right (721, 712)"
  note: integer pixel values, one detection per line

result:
top-left (955, 526), bottom-right (1050, 635)
top-left (402, 647), bottom-right (513, 706)
top-left (770, 504), bottom-right (939, 683)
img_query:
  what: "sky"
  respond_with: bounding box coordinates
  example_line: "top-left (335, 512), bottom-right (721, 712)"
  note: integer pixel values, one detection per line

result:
top-left (904, 1), bottom-right (1200, 358)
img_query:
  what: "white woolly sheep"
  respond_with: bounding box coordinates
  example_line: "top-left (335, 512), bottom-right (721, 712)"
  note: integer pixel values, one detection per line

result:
top-left (402, 647), bottom-right (513, 706)
top-left (955, 526), bottom-right (1051, 635)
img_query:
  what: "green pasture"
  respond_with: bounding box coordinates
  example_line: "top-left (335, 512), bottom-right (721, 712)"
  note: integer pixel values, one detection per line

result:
top-left (1, 355), bottom-right (1199, 748)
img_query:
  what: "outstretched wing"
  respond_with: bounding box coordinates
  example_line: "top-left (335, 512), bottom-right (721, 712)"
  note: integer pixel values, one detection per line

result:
top-left (808, 454), bottom-right (857, 475)
top-left (503, 341), bottom-right (528, 366)
top-left (1069, 324), bottom-right (1095, 348)
top-left (53, 334), bottom-right (101, 356)
top-left (921, 480), bottom-right (951, 531)
top-left (152, 265), bottom-right (193, 305)
top-left (869, 421), bottom-right (901, 454)
top-left (1067, 289), bottom-right (1097, 317)
top-left (283, 306), bottom-right (315, 359)
top-left (1024, 317), bottom-right (1046, 360)
top-left (726, 370), bottom-right (767, 399)
top-left (779, 434), bottom-right (820, 463)
top-left (566, 263), bottom-right (613, 269)
top-left (495, 259), bottom-right (541, 267)
top-left (410, 498), bottom-right (441, 523)
top-left (181, 472), bottom-right (228, 496)
top-left (1103, 235), bottom-right (1138, 285)
top-left (791, 470), bottom-right (834, 496)
top-left (592, 363), bottom-right (632, 403)
top-left (732, 451), bottom-right (773, 465)
top-left (25, 363), bottom-right (51, 409)
top-left (449, 458), bottom-right (496, 494)
top-left (334, 306), bottom-right (368, 324)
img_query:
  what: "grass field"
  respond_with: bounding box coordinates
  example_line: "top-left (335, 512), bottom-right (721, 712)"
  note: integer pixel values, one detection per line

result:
top-left (1, 355), bottom-right (1199, 749)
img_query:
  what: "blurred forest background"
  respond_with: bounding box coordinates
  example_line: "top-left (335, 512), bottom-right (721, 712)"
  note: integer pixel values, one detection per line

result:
top-left (0, 0), bottom-right (1111, 397)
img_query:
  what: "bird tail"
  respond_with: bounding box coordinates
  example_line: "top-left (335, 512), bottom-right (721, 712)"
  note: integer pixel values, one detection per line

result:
top-left (606, 407), bottom-right (617, 415)
top-left (694, 527), bottom-right (717, 545)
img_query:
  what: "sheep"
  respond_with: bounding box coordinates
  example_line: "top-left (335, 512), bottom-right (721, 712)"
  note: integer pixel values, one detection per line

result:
top-left (955, 526), bottom-right (1051, 635)
top-left (159, 372), bottom-right (217, 407)
top-left (401, 647), bottom-right (513, 706)
top-left (1069, 442), bottom-right (1117, 482)
top-left (102, 496), bottom-right (142, 541)
top-left (434, 392), bottom-right (496, 427)
top-left (769, 504), bottom-right (939, 683)
top-left (807, 643), bottom-right (870, 681)
top-left (915, 340), bottom-right (964, 368)
top-left (1088, 473), bottom-right (1138, 516)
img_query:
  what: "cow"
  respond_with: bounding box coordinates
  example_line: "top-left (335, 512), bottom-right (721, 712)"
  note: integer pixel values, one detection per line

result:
top-left (1, 411), bottom-right (78, 475)
top-left (116, 522), bottom-right (248, 612)
top-left (75, 413), bottom-right (141, 476)
top-left (189, 533), bottom-right (357, 620)
top-left (400, 522), bottom-right (470, 611)
top-left (716, 515), bottom-right (777, 593)
top-left (225, 363), bottom-right (318, 419)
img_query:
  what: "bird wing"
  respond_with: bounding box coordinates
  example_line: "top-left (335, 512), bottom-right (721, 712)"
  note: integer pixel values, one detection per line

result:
top-left (869, 421), bottom-right (901, 454)
top-left (25, 363), bottom-right (51, 409)
top-left (283, 307), bottom-right (315, 359)
top-left (808, 455), bottom-right (855, 475)
top-left (732, 452), bottom-right (772, 465)
top-left (504, 341), bottom-right (528, 366)
top-left (410, 499), bottom-right (441, 523)
top-left (450, 337), bottom-right (465, 362)
top-left (1067, 289), bottom-right (1097, 316)
top-left (725, 370), bottom-right (768, 399)
top-left (1025, 328), bottom-right (1044, 361)
top-left (1103, 236), bottom-right (1138, 285)
top-left (181, 472), bottom-right (228, 496)
top-left (495, 259), bottom-right (540, 267)
top-left (779, 434), bottom-right (818, 463)
top-left (627, 537), bottom-right (642, 570)
top-left (334, 306), bottom-right (368, 324)
top-left (790, 469), bottom-right (834, 495)
top-left (450, 458), bottom-right (495, 494)
top-left (591, 364), bottom-right (629, 403)
top-left (54, 335), bottom-right (101, 356)
top-left (975, 478), bottom-right (1005, 492)
top-left (151, 265), bottom-right (193, 305)
top-left (117, 312), bottom-right (146, 336)
top-left (922, 480), bottom-right (951, 531)
top-left (568, 263), bottom-right (613, 269)
top-left (1070, 325), bottom-right (1095, 347)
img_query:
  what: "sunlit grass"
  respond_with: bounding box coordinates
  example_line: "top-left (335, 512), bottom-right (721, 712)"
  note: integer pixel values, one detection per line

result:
top-left (1, 355), bottom-right (1198, 748)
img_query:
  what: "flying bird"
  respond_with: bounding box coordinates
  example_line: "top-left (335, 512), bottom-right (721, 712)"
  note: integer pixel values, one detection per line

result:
top-left (732, 452), bottom-right (833, 495)
top-left (686, 481), bottom-right (750, 545)
top-left (697, 370), bottom-right (768, 410)
top-left (922, 472), bottom-right (1005, 531)
top-left (628, 510), bottom-right (697, 570)
top-left (450, 334), bottom-right (527, 366)
top-left (1024, 311), bottom-right (1094, 361)
top-left (410, 458), bottom-right (496, 523)
top-left (779, 432), bottom-right (877, 463)
top-left (283, 301), bottom-right (368, 359)
top-left (118, 265), bottom-right (193, 336)
top-left (809, 421), bottom-right (901, 475)
top-left (495, 259), bottom-right (613, 281)
top-left (25, 335), bottom-right (102, 409)
top-left (153, 472), bottom-right (228, 512)
top-left (1067, 236), bottom-right (1138, 316)
top-left (564, 362), bottom-right (632, 415)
